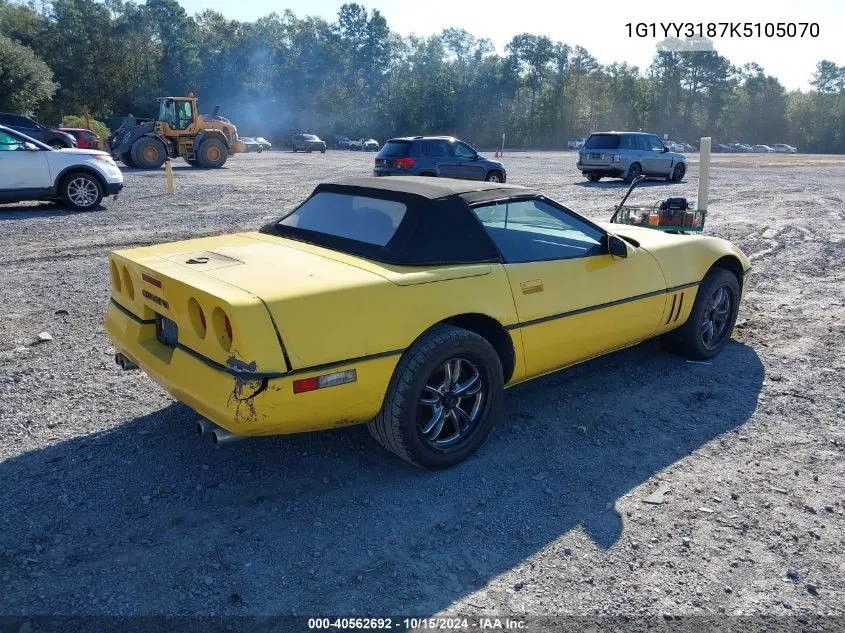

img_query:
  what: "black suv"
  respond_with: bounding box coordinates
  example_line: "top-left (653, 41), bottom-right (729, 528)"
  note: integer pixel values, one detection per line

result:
top-left (0, 113), bottom-right (76, 149)
top-left (374, 136), bottom-right (506, 182)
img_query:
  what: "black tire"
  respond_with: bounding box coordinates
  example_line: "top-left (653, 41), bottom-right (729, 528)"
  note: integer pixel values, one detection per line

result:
top-left (485, 170), bottom-right (503, 183)
top-left (587, 173), bottom-right (602, 182)
top-left (320, 149), bottom-right (326, 153)
top-left (121, 152), bottom-right (137, 168)
top-left (368, 325), bottom-right (504, 469)
top-left (306, 147), bottom-right (312, 153)
top-left (130, 137), bottom-right (167, 169)
top-left (197, 138), bottom-right (227, 168)
top-left (663, 268), bottom-right (741, 360)
top-left (671, 162), bottom-right (686, 182)
top-left (257, 146), bottom-right (263, 153)
top-left (59, 171), bottom-right (103, 211)
top-left (292, 145), bottom-right (297, 152)
top-left (625, 162), bottom-right (642, 183)
top-left (184, 157), bottom-right (201, 167)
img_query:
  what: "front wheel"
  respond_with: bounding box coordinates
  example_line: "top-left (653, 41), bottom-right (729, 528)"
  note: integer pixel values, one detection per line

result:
top-left (60, 171), bottom-right (103, 211)
top-left (670, 162), bottom-right (686, 182)
top-left (485, 171), bottom-right (503, 183)
top-left (197, 138), bottom-right (227, 168)
top-left (663, 268), bottom-right (741, 360)
top-left (368, 325), bottom-right (504, 469)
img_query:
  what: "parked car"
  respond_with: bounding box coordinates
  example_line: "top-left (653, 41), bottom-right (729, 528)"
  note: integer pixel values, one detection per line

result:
top-left (0, 124), bottom-right (123, 211)
top-left (291, 134), bottom-right (326, 153)
top-left (336, 136), bottom-right (351, 149)
top-left (713, 143), bottom-right (731, 153)
top-left (752, 144), bottom-right (775, 153)
top-left (567, 137), bottom-right (586, 150)
top-left (374, 136), bottom-right (506, 182)
top-left (773, 143), bottom-right (797, 153)
top-left (59, 127), bottom-right (102, 150)
top-left (0, 113), bottom-right (76, 149)
top-left (682, 143), bottom-right (697, 152)
top-left (577, 131), bottom-right (687, 183)
top-left (350, 138), bottom-right (380, 151)
top-left (664, 140), bottom-right (684, 152)
top-left (106, 175), bottom-right (751, 468)
top-left (240, 137), bottom-right (264, 153)
top-left (255, 137), bottom-right (272, 150)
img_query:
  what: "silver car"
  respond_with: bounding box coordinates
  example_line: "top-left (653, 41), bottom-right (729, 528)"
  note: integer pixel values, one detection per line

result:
top-left (577, 132), bottom-right (687, 183)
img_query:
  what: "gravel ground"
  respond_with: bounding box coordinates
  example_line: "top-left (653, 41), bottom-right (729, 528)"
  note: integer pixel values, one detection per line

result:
top-left (1, 150), bottom-right (843, 622)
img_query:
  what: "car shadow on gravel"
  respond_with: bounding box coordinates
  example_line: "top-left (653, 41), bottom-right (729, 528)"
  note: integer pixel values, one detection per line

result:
top-left (0, 340), bottom-right (763, 616)
top-left (0, 204), bottom-right (98, 219)
top-left (574, 179), bottom-right (681, 188)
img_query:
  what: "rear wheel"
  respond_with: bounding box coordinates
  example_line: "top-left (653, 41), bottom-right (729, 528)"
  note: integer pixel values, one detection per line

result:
top-left (625, 162), bottom-right (642, 183)
top-left (368, 325), bottom-right (504, 469)
top-left (670, 162), bottom-right (686, 182)
top-left (587, 173), bottom-right (602, 182)
top-left (663, 268), bottom-right (740, 360)
top-left (60, 171), bottom-right (103, 211)
top-left (130, 137), bottom-right (167, 169)
top-left (197, 139), bottom-right (227, 168)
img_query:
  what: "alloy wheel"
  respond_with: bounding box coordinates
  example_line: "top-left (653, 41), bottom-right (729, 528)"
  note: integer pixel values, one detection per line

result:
top-left (418, 358), bottom-right (485, 448)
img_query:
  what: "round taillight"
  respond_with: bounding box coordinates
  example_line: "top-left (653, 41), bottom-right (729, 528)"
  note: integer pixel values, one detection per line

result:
top-left (212, 307), bottom-right (233, 352)
top-left (188, 298), bottom-right (207, 339)
top-left (121, 266), bottom-right (135, 300)
top-left (110, 260), bottom-right (122, 293)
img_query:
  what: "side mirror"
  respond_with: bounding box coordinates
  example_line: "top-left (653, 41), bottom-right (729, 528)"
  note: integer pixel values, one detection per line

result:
top-left (606, 234), bottom-right (629, 259)
top-left (25, 142), bottom-right (39, 151)
top-left (662, 146), bottom-right (669, 152)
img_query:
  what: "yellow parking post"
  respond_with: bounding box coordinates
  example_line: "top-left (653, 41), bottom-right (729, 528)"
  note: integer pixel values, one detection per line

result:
top-left (165, 159), bottom-right (175, 195)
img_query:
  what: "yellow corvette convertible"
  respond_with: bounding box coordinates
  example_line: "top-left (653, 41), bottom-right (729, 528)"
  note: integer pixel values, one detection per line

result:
top-left (106, 177), bottom-right (751, 468)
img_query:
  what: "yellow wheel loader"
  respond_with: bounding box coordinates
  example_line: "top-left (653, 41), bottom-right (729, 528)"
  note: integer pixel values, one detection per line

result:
top-left (107, 94), bottom-right (246, 169)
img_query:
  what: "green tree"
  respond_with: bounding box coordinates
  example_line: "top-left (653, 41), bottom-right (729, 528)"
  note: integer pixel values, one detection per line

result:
top-left (0, 34), bottom-right (57, 113)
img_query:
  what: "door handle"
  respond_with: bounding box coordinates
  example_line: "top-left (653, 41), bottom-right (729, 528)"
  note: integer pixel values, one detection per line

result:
top-left (520, 279), bottom-right (544, 294)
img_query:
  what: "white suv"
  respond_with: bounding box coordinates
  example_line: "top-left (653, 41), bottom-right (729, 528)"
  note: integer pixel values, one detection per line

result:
top-left (0, 124), bottom-right (123, 211)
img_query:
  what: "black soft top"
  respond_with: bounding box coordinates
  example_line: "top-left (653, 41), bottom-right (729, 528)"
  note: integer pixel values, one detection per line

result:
top-left (259, 176), bottom-right (541, 266)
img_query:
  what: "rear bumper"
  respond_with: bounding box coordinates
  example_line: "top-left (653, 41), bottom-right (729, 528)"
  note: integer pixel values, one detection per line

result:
top-left (106, 300), bottom-right (396, 436)
top-left (373, 167), bottom-right (412, 177)
top-left (578, 163), bottom-right (625, 177)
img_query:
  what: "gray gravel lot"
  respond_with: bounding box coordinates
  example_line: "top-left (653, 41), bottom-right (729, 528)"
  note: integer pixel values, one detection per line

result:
top-left (0, 150), bottom-right (843, 620)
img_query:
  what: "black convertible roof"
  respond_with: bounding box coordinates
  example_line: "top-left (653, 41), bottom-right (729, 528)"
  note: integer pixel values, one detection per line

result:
top-left (259, 176), bottom-right (544, 266)
top-left (321, 176), bottom-right (534, 200)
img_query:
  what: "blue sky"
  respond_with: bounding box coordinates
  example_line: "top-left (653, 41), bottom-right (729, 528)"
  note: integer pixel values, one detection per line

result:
top-left (177, 0), bottom-right (845, 90)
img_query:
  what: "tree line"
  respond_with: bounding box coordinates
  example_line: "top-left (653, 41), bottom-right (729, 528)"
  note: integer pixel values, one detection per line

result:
top-left (1, 0), bottom-right (844, 152)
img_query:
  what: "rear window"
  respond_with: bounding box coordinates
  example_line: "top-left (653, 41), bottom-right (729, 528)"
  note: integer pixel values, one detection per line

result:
top-left (583, 134), bottom-right (620, 150)
top-left (277, 192), bottom-right (407, 246)
top-left (379, 141), bottom-right (411, 158)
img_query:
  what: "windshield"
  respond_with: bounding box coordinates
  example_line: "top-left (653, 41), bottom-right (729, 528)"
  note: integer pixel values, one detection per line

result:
top-left (583, 134), bottom-right (620, 150)
top-left (304, 134), bottom-right (319, 141)
top-left (275, 192), bottom-right (407, 246)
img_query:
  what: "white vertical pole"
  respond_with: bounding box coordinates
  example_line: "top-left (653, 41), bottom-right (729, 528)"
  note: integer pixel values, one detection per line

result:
top-left (501, 133), bottom-right (505, 156)
top-left (697, 136), bottom-right (711, 212)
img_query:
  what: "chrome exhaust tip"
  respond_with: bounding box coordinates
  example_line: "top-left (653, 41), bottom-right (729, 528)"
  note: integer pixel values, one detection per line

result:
top-left (210, 428), bottom-right (241, 445)
top-left (115, 353), bottom-right (138, 371)
top-left (196, 418), bottom-right (212, 436)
